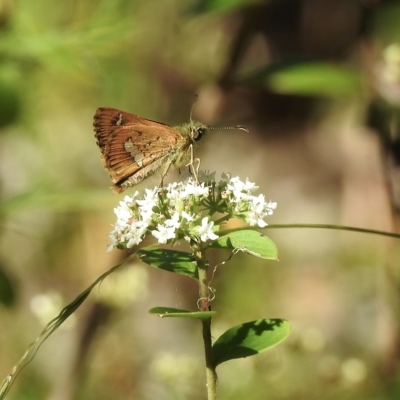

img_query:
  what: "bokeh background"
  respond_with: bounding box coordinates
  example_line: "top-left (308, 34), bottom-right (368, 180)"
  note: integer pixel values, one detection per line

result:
top-left (1, 0), bottom-right (400, 399)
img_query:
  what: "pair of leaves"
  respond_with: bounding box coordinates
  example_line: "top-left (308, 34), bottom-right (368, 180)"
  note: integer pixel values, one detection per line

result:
top-left (150, 307), bottom-right (290, 366)
top-left (146, 229), bottom-right (285, 366)
top-left (138, 229), bottom-right (278, 280)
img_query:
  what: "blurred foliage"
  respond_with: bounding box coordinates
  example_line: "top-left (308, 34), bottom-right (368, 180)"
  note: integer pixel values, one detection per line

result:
top-left (199, 0), bottom-right (258, 13)
top-left (267, 62), bottom-right (362, 97)
top-left (0, 0), bottom-right (400, 399)
top-left (0, 260), bottom-right (15, 306)
top-left (373, 2), bottom-right (400, 43)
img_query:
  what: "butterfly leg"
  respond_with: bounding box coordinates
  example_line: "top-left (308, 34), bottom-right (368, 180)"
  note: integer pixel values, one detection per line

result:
top-left (190, 158), bottom-right (201, 183)
top-left (186, 144), bottom-right (200, 183)
top-left (158, 160), bottom-right (174, 188)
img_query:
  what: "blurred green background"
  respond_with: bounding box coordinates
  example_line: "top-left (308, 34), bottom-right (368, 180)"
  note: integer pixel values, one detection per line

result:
top-left (1, 0), bottom-right (400, 399)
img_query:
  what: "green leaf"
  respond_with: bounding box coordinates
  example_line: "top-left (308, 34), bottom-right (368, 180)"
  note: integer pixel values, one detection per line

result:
top-left (138, 248), bottom-right (198, 280)
top-left (149, 307), bottom-right (216, 320)
top-left (213, 319), bottom-right (290, 366)
top-left (268, 62), bottom-right (361, 97)
top-left (209, 230), bottom-right (278, 260)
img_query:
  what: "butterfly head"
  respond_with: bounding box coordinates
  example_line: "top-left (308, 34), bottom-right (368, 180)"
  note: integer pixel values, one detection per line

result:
top-left (185, 95), bottom-right (249, 141)
top-left (190, 121), bottom-right (209, 142)
top-left (182, 120), bottom-right (249, 143)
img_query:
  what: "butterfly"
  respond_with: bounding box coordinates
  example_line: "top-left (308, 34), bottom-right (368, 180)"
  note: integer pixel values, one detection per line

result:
top-left (93, 107), bottom-right (248, 193)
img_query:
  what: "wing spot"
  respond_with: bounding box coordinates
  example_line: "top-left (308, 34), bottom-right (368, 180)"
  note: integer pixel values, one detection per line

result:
top-left (124, 138), bottom-right (144, 167)
top-left (113, 114), bottom-right (123, 126)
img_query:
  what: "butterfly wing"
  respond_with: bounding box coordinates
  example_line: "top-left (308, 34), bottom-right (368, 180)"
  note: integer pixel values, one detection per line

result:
top-left (93, 107), bottom-right (170, 155)
top-left (93, 108), bottom-right (185, 192)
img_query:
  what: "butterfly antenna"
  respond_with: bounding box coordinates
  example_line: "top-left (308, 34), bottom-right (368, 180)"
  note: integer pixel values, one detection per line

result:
top-left (208, 125), bottom-right (249, 133)
top-left (189, 95), bottom-right (248, 132)
top-left (189, 95), bottom-right (199, 125)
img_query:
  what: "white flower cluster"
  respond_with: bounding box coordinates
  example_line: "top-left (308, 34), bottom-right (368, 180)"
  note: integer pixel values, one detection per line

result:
top-left (107, 173), bottom-right (277, 251)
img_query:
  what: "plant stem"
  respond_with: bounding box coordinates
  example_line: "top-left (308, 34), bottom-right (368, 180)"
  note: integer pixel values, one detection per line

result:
top-left (202, 317), bottom-right (217, 400)
top-left (194, 243), bottom-right (217, 400)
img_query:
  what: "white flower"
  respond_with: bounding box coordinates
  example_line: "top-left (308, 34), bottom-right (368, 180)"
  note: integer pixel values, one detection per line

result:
top-left (152, 223), bottom-right (176, 244)
top-left (252, 194), bottom-right (266, 212)
top-left (165, 212), bottom-right (181, 229)
top-left (195, 216), bottom-right (219, 242)
top-left (114, 195), bottom-right (136, 222)
top-left (266, 201), bottom-right (277, 214)
top-left (194, 184), bottom-right (210, 197)
top-left (227, 176), bottom-right (241, 191)
top-left (136, 188), bottom-right (158, 213)
top-left (107, 232), bottom-right (119, 252)
top-left (226, 176), bottom-right (254, 200)
top-left (179, 181), bottom-right (209, 198)
top-left (166, 182), bottom-right (181, 202)
top-left (226, 176), bottom-right (258, 194)
top-left (125, 232), bottom-right (141, 248)
top-left (244, 194), bottom-right (277, 227)
top-left (243, 178), bottom-right (258, 191)
top-left (182, 211), bottom-right (194, 221)
top-left (247, 213), bottom-right (267, 228)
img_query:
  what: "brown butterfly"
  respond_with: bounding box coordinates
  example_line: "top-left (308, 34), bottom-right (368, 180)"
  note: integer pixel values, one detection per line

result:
top-left (93, 107), bottom-right (248, 193)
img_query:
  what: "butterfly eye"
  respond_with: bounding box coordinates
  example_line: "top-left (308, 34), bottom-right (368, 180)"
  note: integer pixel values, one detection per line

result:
top-left (193, 127), bottom-right (207, 141)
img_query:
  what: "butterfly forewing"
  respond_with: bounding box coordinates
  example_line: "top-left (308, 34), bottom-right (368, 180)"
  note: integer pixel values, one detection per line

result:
top-left (93, 107), bottom-right (171, 154)
top-left (93, 107), bottom-right (187, 192)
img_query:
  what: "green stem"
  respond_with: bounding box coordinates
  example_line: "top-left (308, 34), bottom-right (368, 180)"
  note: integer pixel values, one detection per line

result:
top-left (218, 223), bottom-right (400, 239)
top-left (202, 317), bottom-right (216, 400)
top-left (213, 214), bottom-right (231, 226)
top-left (193, 243), bottom-right (217, 400)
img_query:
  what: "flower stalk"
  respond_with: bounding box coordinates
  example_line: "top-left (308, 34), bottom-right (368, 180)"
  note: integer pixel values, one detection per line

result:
top-left (193, 241), bottom-right (217, 400)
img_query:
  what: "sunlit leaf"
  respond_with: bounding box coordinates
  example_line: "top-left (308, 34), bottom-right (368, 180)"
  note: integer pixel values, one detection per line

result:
top-left (213, 319), bottom-right (290, 366)
top-left (209, 229), bottom-right (278, 260)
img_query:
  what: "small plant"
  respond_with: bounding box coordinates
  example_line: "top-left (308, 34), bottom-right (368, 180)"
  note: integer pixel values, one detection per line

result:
top-left (106, 172), bottom-right (289, 399)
